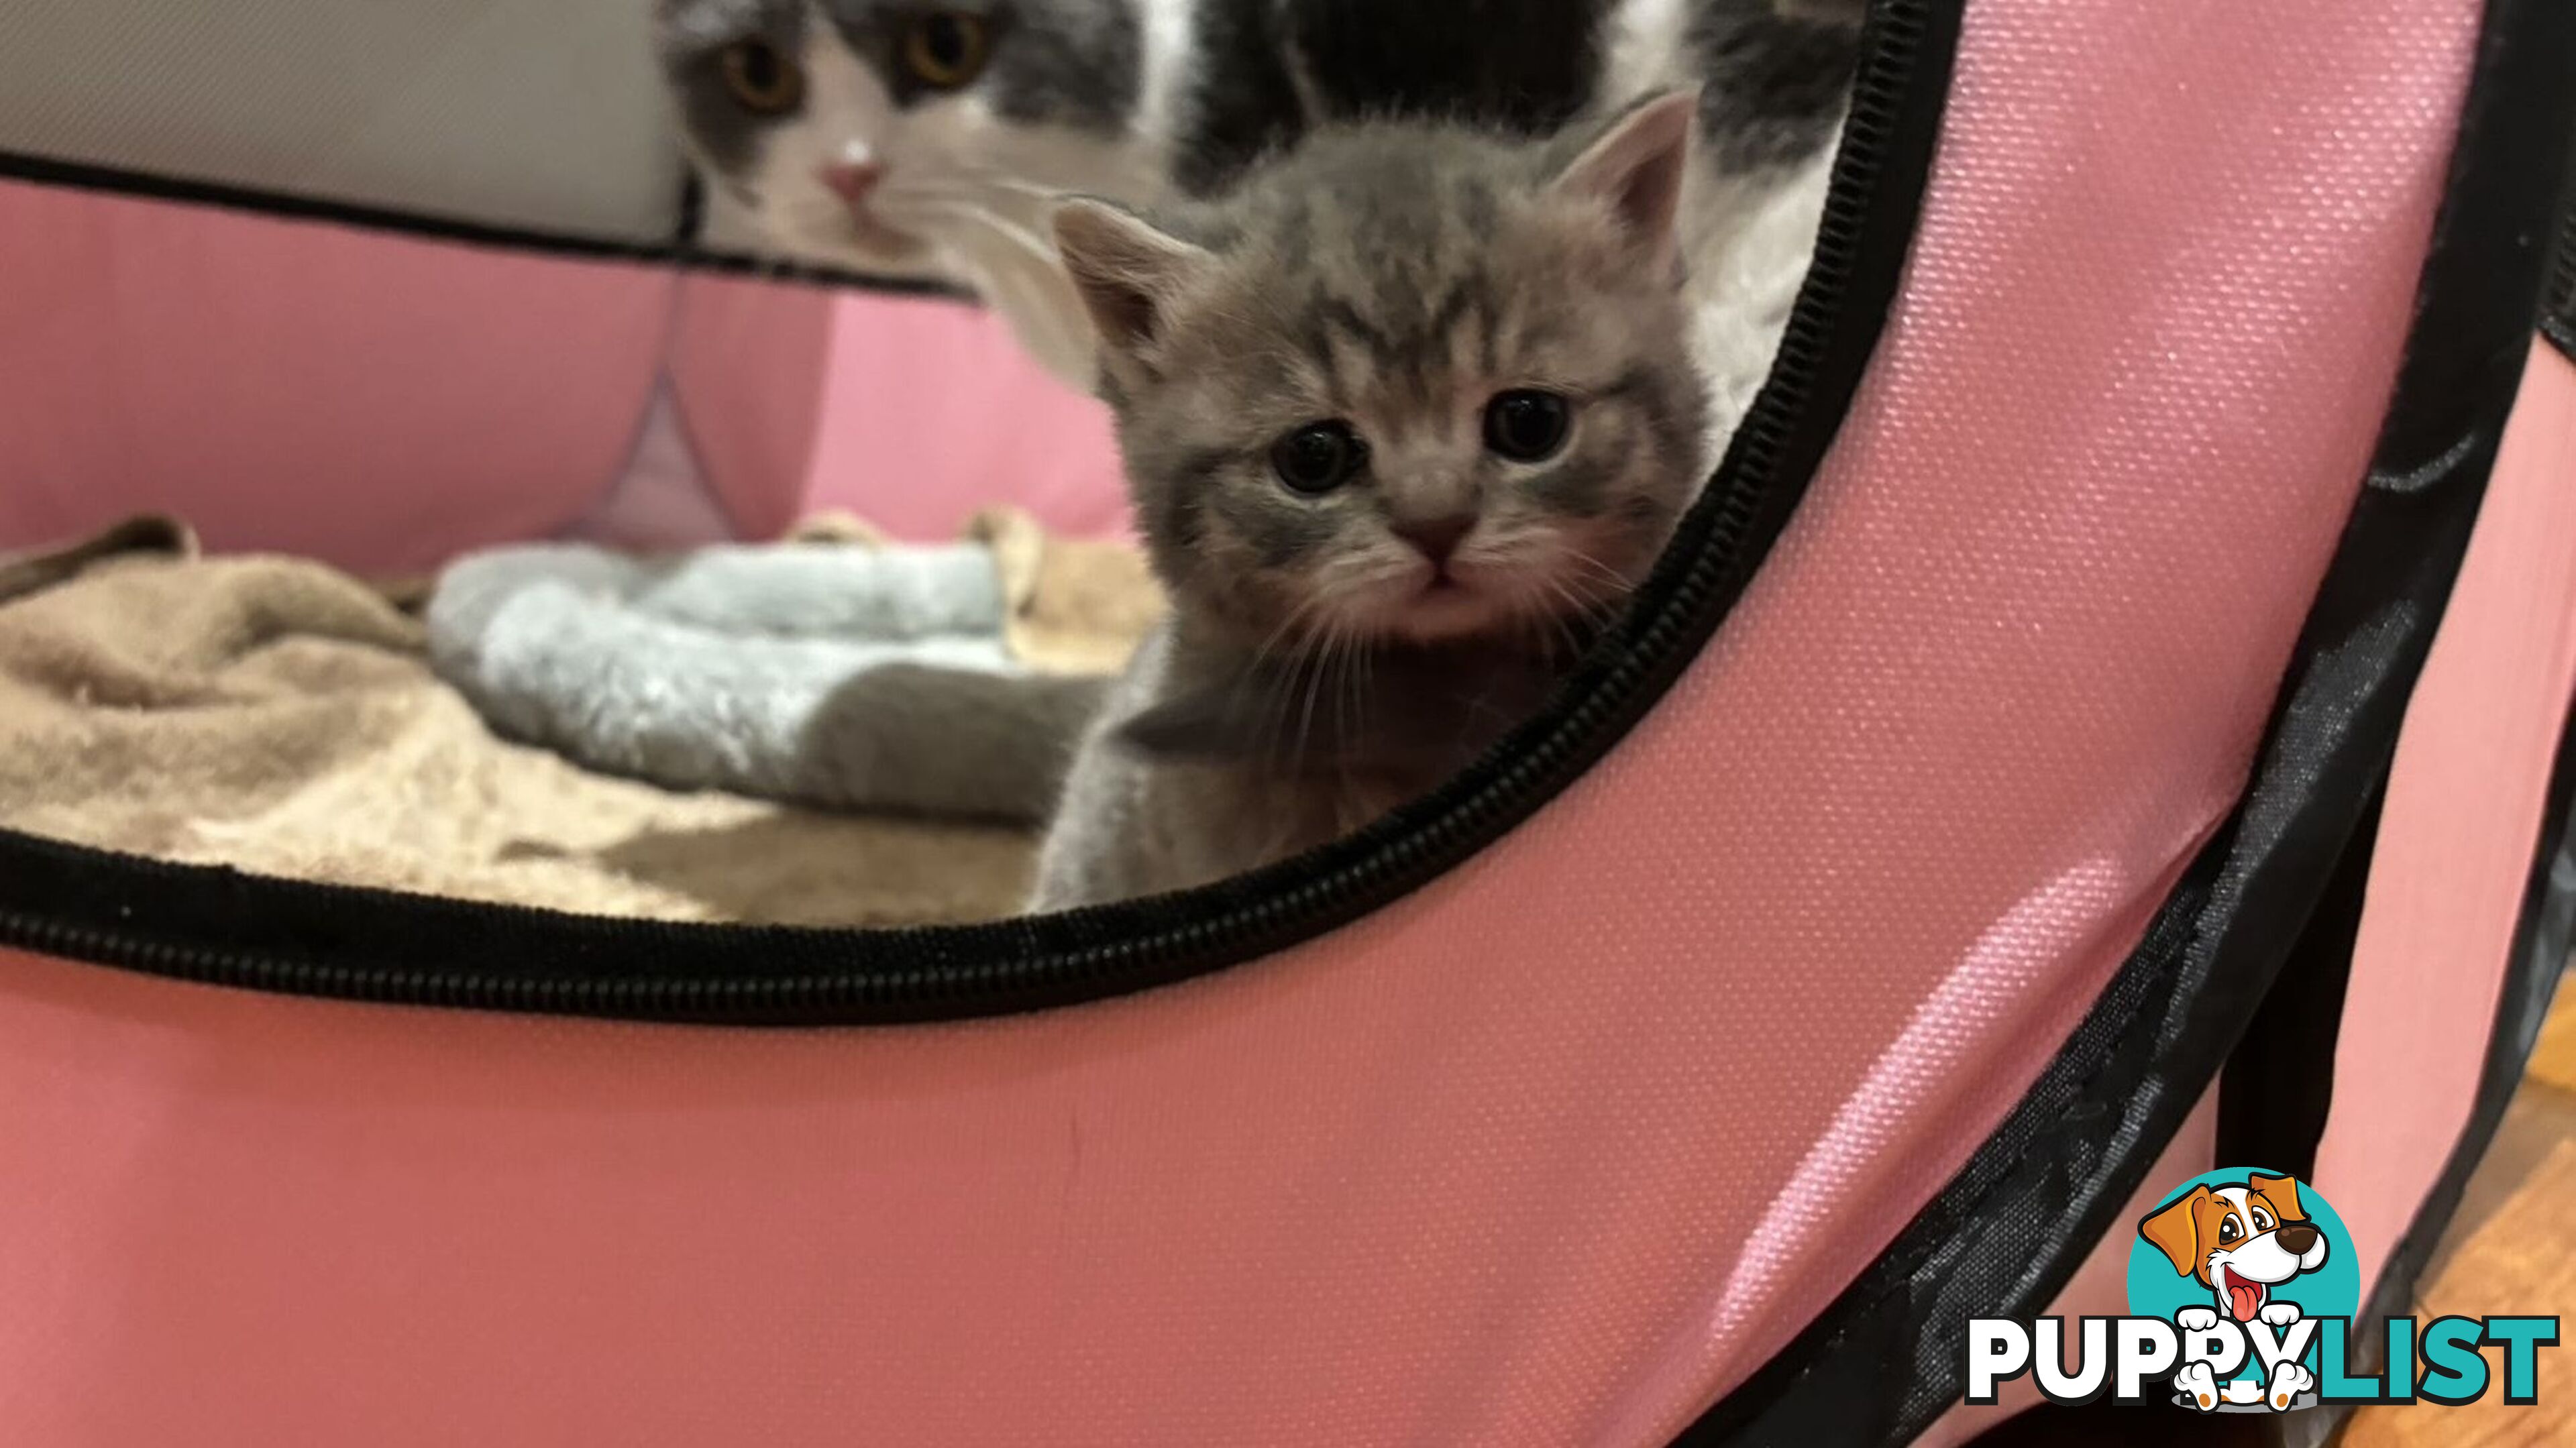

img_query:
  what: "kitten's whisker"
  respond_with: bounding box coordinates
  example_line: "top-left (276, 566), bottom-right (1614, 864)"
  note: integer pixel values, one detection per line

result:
top-left (1513, 606), bottom-right (1550, 667)
top-left (1329, 626), bottom-right (1350, 767)
top-left (1556, 546), bottom-right (1644, 602)
top-left (1292, 621), bottom-right (1346, 768)
top-left (1328, 629), bottom-right (1359, 776)
top-left (1242, 592), bottom-right (1334, 771)
top-left (1251, 593), bottom-right (1325, 669)
top-left (1529, 578), bottom-right (1597, 661)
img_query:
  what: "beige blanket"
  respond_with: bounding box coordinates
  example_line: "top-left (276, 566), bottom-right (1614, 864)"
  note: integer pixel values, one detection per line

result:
top-left (0, 516), bottom-right (1159, 926)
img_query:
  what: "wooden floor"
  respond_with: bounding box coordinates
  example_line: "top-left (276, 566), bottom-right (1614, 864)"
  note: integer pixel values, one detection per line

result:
top-left (2342, 977), bottom-right (2576, 1447)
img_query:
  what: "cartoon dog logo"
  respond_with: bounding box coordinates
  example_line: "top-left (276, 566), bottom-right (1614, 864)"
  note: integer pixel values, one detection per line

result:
top-left (2138, 1172), bottom-right (2328, 1411)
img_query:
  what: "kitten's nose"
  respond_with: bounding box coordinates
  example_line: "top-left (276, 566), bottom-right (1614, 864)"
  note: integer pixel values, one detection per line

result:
top-left (819, 160), bottom-right (885, 207)
top-left (1393, 515), bottom-right (1474, 567)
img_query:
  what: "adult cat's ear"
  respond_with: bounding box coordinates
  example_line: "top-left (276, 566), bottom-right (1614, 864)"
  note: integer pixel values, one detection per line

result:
top-left (1552, 89), bottom-right (1699, 272)
top-left (1050, 198), bottom-right (1210, 386)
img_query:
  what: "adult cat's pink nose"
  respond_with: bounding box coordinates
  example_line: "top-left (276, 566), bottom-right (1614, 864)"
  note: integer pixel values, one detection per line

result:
top-left (819, 160), bottom-right (885, 206)
top-left (1393, 515), bottom-right (1474, 567)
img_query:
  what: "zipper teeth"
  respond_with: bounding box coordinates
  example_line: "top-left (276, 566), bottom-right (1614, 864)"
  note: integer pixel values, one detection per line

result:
top-left (2549, 190), bottom-right (2576, 321)
top-left (0, 0), bottom-right (1936, 1021)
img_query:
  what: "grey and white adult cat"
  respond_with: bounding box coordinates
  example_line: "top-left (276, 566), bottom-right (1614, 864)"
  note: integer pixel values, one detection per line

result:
top-left (651, 0), bottom-right (1861, 441)
top-left (1027, 92), bottom-right (1710, 909)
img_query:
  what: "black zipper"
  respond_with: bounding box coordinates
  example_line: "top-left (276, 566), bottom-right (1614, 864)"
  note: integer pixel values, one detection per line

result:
top-left (2542, 162), bottom-right (2576, 357)
top-left (2552, 196), bottom-right (2575, 319)
top-left (0, 0), bottom-right (1957, 1023)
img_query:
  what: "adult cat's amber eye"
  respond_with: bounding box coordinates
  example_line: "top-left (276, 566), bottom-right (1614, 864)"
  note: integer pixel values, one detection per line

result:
top-left (720, 38), bottom-right (804, 115)
top-left (903, 13), bottom-right (991, 90)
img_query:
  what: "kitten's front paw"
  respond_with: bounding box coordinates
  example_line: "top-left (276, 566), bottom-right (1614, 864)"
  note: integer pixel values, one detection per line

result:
top-left (2173, 1361), bottom-right (2221, 1412)
top-left (2259, 1301), bottom-right (2302, 1328)
top-left (2267, 1361), bottom-right (2315, 1411)
top-left (2175, 1306), bottom-right (2220, 1333)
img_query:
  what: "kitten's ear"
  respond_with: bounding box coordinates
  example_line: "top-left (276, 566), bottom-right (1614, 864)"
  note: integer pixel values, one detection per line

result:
top-left (1050, 198), bottom-right (1211, 383)
top-left (1552, 89), bottom-right (1699, 270)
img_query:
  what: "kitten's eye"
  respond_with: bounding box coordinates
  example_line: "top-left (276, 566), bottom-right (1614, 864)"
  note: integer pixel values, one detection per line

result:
top-left (719, 39), bottom-right (804, 115)
top-left (1269, 421), bottom-right (1366, 496)
top-left (904, 13), bottom-right (992, 89)
top-left (1483, 389), bottom-right (1571, 461)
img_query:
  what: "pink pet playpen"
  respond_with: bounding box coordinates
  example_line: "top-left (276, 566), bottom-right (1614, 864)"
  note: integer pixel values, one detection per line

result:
top-left (1, 0), bottom-right (2573, 1442)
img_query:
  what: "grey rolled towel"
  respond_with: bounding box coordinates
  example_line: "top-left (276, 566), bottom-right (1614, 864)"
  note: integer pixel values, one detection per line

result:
top-left (427, 541), bottom-right (1105, 823)
top-left (428, 540), bottom-right (1007, 643)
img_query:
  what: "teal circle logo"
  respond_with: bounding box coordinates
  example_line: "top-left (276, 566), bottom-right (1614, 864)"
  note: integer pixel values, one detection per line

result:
top-left (2126, 1168), bottom-right (2361, 1410)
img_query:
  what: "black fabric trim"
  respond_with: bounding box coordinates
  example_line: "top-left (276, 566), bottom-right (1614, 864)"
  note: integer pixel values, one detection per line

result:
top-left (677, 170), bottom-right (711, 250)
top-left (0, 149), bottom-right (971, 300)
top-left (1673, 0), bottom-right (2576, 1439)
top-left (0, 2), bottom-right (1955, 1022)
top-left (2214, 788), bottom-right (2381, 1181)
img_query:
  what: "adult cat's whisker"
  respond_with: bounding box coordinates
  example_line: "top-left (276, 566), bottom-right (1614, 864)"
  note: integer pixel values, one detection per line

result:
top-left (945, 206), bottom-right (1063, 261)
top-left (892, 200), bottom-right (1063, 268)
top-left (883, 182), bottom-right (1038, 215)
top-left (904, 205), bottom-right (1082, 355)
top-left (942, 168), bottom-right (1069, 200)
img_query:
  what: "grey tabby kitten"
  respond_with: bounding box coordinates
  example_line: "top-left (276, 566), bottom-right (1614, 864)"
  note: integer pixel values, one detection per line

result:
top-left (652, 0), bottom-right (1862, 435)
top-left (1029, 93), bottom-right (1709, 909)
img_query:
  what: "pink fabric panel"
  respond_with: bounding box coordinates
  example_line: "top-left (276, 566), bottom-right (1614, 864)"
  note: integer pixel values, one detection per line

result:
top-left (658, 283), bottom-right (1131, 543)
top-left (798, 292), bottom-right (1129, 541)
top-left (0, 1), bottom-right (2477, 1445)
top-left (663, 275), bottom-right (837, 541)
top-left (0, 182), bottom-right (668, 575)
top-left (2313, 344), bottom-right (2576, 1292)
top-left (1586, 0), bottom-right (2465, 1421)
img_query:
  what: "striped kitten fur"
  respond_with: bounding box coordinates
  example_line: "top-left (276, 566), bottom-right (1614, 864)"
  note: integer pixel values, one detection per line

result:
top-left (1028, 95), bottom-right (1710, 908)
